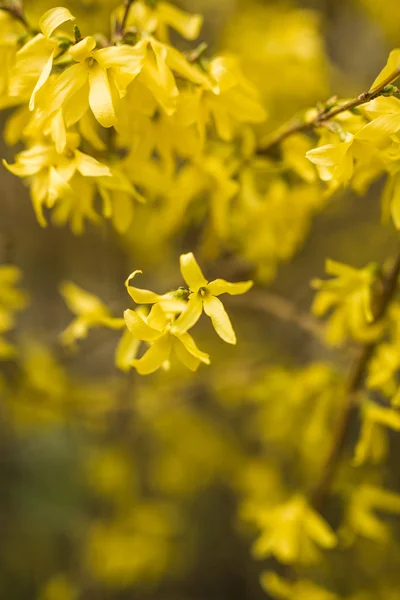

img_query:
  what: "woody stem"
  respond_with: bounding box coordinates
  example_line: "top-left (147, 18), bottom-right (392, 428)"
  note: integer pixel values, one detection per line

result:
top-left (257, 67), bottom-right (400, 154)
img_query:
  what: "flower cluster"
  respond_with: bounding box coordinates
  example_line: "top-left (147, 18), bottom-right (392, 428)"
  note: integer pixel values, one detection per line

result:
top-left (60, 252), bottom-right (252, 375)
top-left (0, 4), bottom-right (266, 235)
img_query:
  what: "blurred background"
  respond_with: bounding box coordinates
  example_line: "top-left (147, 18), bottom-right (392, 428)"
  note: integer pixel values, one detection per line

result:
top-left (1, 0), bottom-right (400, 598)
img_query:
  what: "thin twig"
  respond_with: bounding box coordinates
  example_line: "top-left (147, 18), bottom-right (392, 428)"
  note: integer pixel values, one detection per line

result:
top-left (115, 0), bottom-right (135, 39)
top-left (258, 67), bottom-right (400, 154)
top-left (311, 242), bottom-right (400, 510)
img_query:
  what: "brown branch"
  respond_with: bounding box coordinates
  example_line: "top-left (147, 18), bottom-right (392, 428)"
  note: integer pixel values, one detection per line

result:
top-left (258, 67), bottom-right (400, 154)
top-left (115, 0), bottom-right (135, 39)
top-left (311, 242), bottom-right (400, 511)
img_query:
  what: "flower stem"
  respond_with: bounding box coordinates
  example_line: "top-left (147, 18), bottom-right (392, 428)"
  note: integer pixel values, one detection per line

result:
top-left (257, 68), bottom-right (400, 154)
top-left (115, 0), bottom-right (135, 39)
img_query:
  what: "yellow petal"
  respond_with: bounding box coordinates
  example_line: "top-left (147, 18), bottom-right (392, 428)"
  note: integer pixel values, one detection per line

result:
top-left (74, 150), bottom-right (111, 177)
top-left (208, 278), bottom-right (253, 296)
top-left (158, 2), bottom-right (203, 40)
top-left (131, 335), bottom-right (172, 374)
top-left (94, 44), bottom-right (145, 72)
top-left (88, 63), bottom-right (116, 128)
top-left (78, 112), bottom-right (106, 151)
top-left (179, 252), bottom-right (208, 291)
top-left (203, 295), bottom-right (236, 344)
top-left (59, 281), bottom-right (109, 317)
top-left (306, 141), bottom-right (352, 167)
top-left (50, 109), bottom-right (67, 153)
top-left (170, 292), bottom-right (202, 334)
top-left (176, 331), bottom-right (210, 364)
top-left (165, 44), bottom-right (212, 88)
top-left (47, 166), bottom-right (72, 206)
top-left (45, 62), bottom-right (88, 115)
top-left (390, 174), bottom-right (400, 229)
top-left (370, 49), bottom-right (400, 91)
top-left (2, 158), bottom-right (41, 177)
top-left (123, 309), bottom-right (162, 341)
top-left (173, 336), bottom-right (200, 371)
top-left (146, 303), bottom-right (168, 331)
top-left (29, 49), bottom-right (55, 111)
top-left (115, 328), bottom-right (141, 372)
top-left (140, 40), bottom-right (178, 115)
top-left (39, 6), bottom-right (75, 39)
top-left (125, 271), bottom-right (164, 304)
top-left (69, 36), bottom-right (97, 62)
top-left (305, 508), bottom-right (337, 549)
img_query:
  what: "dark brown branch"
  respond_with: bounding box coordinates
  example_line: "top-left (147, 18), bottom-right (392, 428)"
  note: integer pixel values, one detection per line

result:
top-left (258, 67), bottom-right (400, 154)
top-left (311, 242), bottom-right (400, 511)
top-left (115, 0), bottom-right (135, 39)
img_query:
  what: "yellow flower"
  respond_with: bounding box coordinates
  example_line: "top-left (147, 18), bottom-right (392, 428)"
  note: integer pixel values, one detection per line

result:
top-left (251, 495), bottom-right (336, 565)
top-left (59, 281), bottom-right (124, 347)
top-left (3, 133), bottom-right (111, 227)
top-left (9, 7), bottom-right (76, 109)
top-left (311, 259), bottom-right (381, 345)
top-left (124, 303), bottom-right (210, 374)
top-left (344, 485), bottom-right (400, 542)
top-left (40, 35), bottom-right (144, 128)
top-left (40, 34), bottom-right (212, 130)
top-left (199, 55), bottom-right (267, 141)
top-left (60, 281), bottom-right (143, 371)
top-left (172, 252), bottom-right (253, 345)
top-left (306, 110), bottom-right (400, 187)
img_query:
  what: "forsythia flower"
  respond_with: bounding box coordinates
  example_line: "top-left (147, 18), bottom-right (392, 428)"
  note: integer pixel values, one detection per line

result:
top-left (353, 400), bottom-right (400, 466)
top-left (250, 495), bottom-right (337, 565)
top-left (198, 55), bottom-right (267, 141)
top-left (59, 281), bottom-right (124, 346)
top-left (2, 133), bottom-right (137, 231)
top-left (172, 252), bottom-right (253, 345)
top-left (311, 259), bottom-right (381, 345)
top-left (9, 7), bottom-right (76, 108)
top-left (59, 281), bottom-right (140, 371)
top-left (343, 485), bottom-right (400, 542)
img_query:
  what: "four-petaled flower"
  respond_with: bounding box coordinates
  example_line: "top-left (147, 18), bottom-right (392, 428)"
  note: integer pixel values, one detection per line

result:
top-left (171, 252), bottom-right (253, 344)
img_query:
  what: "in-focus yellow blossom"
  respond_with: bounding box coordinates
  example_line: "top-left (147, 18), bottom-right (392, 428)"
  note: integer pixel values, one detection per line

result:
top-left (172, 252), bottom-right (252, 345)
